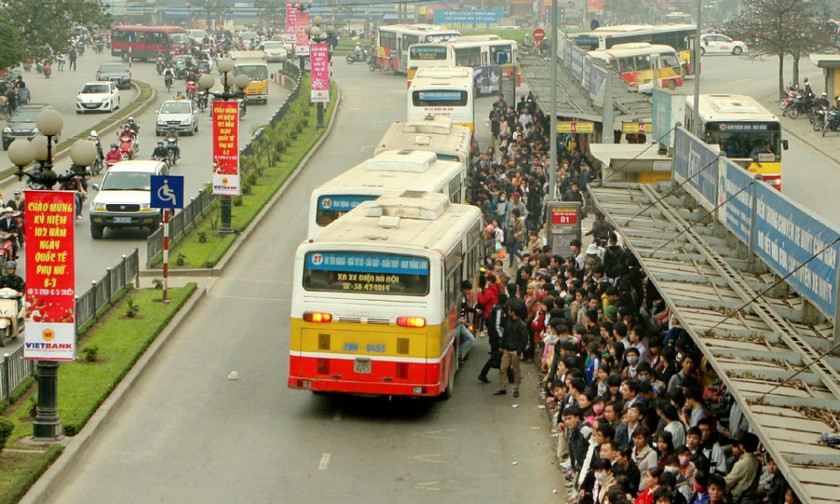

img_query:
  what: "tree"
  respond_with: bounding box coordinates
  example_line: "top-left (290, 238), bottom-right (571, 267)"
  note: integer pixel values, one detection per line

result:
top-left (254, 0), bottom-right (283, 29)
top-left (0, 16), bottom-right (28, 71)
top-left (2, 0), bottom-right (110, 64)
top-left (723, 0), bottom-right (834, 97)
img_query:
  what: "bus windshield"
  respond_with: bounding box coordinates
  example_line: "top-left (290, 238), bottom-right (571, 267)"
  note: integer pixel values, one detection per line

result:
top-left (303, 252), bottom-right (430, 295)
top-left (704, 123), bottom-right (781, 160)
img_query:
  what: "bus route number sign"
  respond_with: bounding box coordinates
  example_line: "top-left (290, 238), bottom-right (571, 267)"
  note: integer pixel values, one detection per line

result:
top-left (552, 209), bottom-right (577, 225)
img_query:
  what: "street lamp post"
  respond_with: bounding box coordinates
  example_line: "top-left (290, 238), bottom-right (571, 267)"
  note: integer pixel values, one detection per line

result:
top-left (305, 16), bottom-right (335, 130)
top-left (7, 109), bottom-right (97, 441)
top-left (198, 59), bottom-right (250, 236)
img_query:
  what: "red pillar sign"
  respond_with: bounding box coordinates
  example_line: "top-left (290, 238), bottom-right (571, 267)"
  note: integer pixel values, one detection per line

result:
top-left (212, 101), bottom-right (240, 196)
top-left (24, 191), bottom-right (76, 361)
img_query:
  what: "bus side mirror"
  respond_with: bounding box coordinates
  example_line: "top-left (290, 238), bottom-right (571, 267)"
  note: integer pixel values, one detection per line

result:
top-left (782, 139), bottom-right (789, 150)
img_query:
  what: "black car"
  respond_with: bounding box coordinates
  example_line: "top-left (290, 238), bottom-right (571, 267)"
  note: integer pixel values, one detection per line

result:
top-left (2, 104), bottom-right (53, 150)
top-left (95, 62), bottom-right (132, 89)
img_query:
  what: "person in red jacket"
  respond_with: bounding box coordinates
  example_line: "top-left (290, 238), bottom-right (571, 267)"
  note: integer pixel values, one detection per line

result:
top-left (477, 272), bottom-right (501, 324)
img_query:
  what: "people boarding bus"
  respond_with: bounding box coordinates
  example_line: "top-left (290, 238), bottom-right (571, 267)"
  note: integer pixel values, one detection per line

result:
top-left (588, 42), bottom-right (683, 91)
top-left (407, 35), bottom-right (518, 92)
top-left (685, 94), bottom-right (787, 190)
top-left (289, 191), bottom-right (483, 399)
top-left (408, 66), bottom-right (475, 131)
top-left (375, 117), bottom-right (473, 171)
top-left (307, 149), bottom-right (466, 238)
top-left (375, 24), bottom-right (460, 74)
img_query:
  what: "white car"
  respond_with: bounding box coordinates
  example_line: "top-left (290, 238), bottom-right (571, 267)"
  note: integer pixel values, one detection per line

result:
top-left (155, 98), bottom-right (199, 136)
top-left (89, 160), bottom-right (169, 239)
top-left (261, 41), bottom-right (288, 62)
top-left (700, 34), bottom-right (748, 55)
top-left (75, 81), bottom-right (120, 113)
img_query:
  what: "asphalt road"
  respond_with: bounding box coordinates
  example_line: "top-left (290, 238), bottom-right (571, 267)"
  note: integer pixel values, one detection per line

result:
top-left (40, 61), bottom-right (562, 503)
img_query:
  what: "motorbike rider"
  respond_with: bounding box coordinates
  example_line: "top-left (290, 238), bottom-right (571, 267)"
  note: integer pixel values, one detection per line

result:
top-left (126, 117), bottom-right (140, 136)
top-left (89, 130), bottom-right (104, 162)
top-left (0, 261), bottom-right (25, 334)
top-left (6, 190), bottom-right (23, 212)
top-left (104, 143), bottom-right (123, 165)
top-left (0, 209), bottom-right (19, 259)
top-left (163, 63), bottom-right (176, 85)
top-left (152, 140), bottom-right (170, 161)
top-left (164, 127), bottom-right (181, 160)
top-left (119, 124), bottom-right (137, 141)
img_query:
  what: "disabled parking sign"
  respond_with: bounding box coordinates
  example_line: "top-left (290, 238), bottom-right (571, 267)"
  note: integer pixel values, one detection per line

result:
top-left (150, 175), bottom-right (184, 209)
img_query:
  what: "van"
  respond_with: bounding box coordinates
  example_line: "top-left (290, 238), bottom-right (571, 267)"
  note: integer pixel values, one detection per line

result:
top-left (89, 160), bottom-right (169, 239)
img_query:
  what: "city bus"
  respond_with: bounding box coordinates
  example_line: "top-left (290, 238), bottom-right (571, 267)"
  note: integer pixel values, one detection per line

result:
top-left (375, 118), bottom-right (473, 172)
top-left (685, 94), bottom-right (786, 190)
top-left (289, 191), bottom-right (483, 399)
top-left (572, 24), bottom-right (698, 75)
top-left (110, 25), bottom-right (190, 60)
top-left (588, 43), bottom-right (684, 91)
top-left (375, 24), bottom-right (461, 75)
top-left (228, 50), bottom-right (269, 104)
top-left (406, 35), bottom-right (518, 93)
top-left (408, 66), bottom-right (475, 131)
top-left (307, 149), bottom-right (466, 237)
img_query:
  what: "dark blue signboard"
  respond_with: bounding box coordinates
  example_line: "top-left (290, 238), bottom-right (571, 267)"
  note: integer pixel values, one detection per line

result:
top-left (150, 175), bottom-right (184, 209)
top-left (318, 195), bottom-right (376, 211)
top-left (433, 9), bottom-right (504, 28)
top-left (418, 91), bottom-right (464, 101)
top-left (305, 252), bottom-right (430, 275)
top-left (753, 184), bottom-right (840, 318)
top-left (672, 128), bottom-right (719, 210)
top-left (722, 160), bottom-right (754, 245)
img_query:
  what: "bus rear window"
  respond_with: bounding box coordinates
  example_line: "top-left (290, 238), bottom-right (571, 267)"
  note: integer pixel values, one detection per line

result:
top-left (303, 252), bottom-right (430, 296)
top-left (412, 90), bottom-right (468, 107)
top-left (410, 46), bottom-right (447, 60)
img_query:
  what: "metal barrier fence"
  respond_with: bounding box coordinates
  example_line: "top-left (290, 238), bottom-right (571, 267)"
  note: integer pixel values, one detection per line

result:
top-left (147, 62), bottom-right (303, 266)
top-left (0, 249), bottom-right (140, 402)
top-left (146, 189), bottom-right (213, 267)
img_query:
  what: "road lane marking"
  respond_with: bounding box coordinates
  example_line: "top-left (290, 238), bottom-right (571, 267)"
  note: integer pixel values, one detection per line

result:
top-left (414, 481), bottom-right (440, 491)
top-left (411, 453), bottom-right (448, 464)
top-left (319, 452), bottom-right (331, 470)
top-left (413, 429), bottom-right (456, 440)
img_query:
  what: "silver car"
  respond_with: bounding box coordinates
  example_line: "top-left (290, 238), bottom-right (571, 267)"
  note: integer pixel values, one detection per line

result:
top-left (155, 99), bottom-right (199, 136)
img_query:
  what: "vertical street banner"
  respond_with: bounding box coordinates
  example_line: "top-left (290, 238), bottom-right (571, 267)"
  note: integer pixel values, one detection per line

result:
top-left (295, 11), bottom-right (310, 57)
top-left (212, 101), bottom-right (240, 196)
top-left (285, 0), bottom-right (296, 46)
top-left (310, 43), bottom-right (330, 103)
top-left (24, 191), bottom-right (76, 361)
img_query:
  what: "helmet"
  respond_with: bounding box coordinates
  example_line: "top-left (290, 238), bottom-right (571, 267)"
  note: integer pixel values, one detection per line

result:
top-left (6, 261), bottom-right (16, 270)
top-left (157, 141), bottom-right (164, 145)
top-left (128, 117), bottom-right (135, 122)
top-left (123, 124), bottom-right (130, 129)
top-left (90, 130), bottom-right (98, 137)
top-left (111, 143), bottom-right (118, 148)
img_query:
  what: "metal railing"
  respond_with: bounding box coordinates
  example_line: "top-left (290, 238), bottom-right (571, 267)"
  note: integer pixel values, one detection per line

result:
top-left (146, 188), bottom-right (213, 267)
top-left (147, 63), bottom-right (303, 266)
top-left (0, 249), bottom-right (140, 402)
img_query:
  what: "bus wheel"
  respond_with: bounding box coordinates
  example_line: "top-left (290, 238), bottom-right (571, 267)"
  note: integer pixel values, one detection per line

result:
top-left (667, 80), bottom-right (677, 90)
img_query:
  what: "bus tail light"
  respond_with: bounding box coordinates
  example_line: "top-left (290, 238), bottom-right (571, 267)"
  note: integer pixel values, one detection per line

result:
top-left (763, 174), bottom-right (782, 191)
top-left (304, 312), bottom-right (333, 323)
top-left (397, 317), bottom-right (426, 328)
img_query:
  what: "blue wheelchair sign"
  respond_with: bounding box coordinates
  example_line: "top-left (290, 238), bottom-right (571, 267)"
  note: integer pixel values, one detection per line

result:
top-left (150, 175), bottom-right (184, 209)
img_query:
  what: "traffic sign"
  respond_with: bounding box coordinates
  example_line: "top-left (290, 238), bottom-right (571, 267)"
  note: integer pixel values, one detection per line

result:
top-left (150, 175), bottom-right (184, 209)
top-left (556, 121), bottom-right (595, 134)
top-left (532, 28), bottom-right (546, 42)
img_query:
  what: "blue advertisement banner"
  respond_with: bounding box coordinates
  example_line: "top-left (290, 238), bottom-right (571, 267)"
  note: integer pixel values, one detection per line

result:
top-left (433, 9), bottom-right (503, 27)
top-left (652, 90), bottom-right (671, 146)
top-left (418, 90), bottom-right (464, 101)
top-left (753, 184), bottom-right (840, 318)
top-left (317, 195), bottom-right (376, 211)
top-left (672, 128), bottom-right (719, 209)
top-left (569, 45), bottom-right (584, 80)
top-left (306, 252), bottom-right (430, 275)
top-left (722, 160), bottom-right (754, 245)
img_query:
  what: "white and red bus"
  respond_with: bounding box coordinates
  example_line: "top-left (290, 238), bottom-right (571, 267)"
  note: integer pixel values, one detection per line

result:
top-left (375, 24), bottom-right (460, 74)
top-left (110, 25), bottom-right (190, 60)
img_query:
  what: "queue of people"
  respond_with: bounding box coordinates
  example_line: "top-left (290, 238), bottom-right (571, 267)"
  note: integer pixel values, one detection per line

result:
top-left (462, 94), bottom-right (800, 504)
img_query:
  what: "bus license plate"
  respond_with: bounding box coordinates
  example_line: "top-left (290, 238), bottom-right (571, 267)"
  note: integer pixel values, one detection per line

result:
top-left (354, 358), bottom-right (371, 374)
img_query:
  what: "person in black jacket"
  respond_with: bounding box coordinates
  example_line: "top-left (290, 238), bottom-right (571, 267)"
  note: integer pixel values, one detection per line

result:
top-left (493, 297), bottom-right (528, 397)
top-left (478, 294), bottom-right (514, 384)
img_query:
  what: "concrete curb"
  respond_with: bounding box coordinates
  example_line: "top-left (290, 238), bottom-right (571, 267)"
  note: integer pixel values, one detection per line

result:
top-left (0, 81), bottom-right (157, 189)
top-left (140, 84), bottom-right (343, 278)
top-left (19, 286), bottom-right (208, 504)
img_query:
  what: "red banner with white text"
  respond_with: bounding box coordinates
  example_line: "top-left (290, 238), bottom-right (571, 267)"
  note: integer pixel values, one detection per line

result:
top-left (24, 190), bottom-right (76, 361)
top-left (285, 0), bottom-right (296, 46)
top-left (212, 101), bottom-right (240, 196)
top-left (295, 11), bottom-right (310, 56)
top-left (310, 43), bottom-right (330, 103)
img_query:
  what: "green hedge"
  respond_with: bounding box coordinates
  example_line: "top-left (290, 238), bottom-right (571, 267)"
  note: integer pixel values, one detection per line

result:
top-left (0, 444), bottom-right (63, 504)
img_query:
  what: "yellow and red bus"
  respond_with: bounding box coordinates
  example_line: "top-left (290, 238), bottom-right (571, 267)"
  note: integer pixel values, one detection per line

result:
top-left (375, 24), bottom-right (460, 75)
top-left (685, 94), bottom-right (786, 190)
top-left (289, 191), bottom-right (483, 399)
top-left (588, 42), bottom-right (683, 91)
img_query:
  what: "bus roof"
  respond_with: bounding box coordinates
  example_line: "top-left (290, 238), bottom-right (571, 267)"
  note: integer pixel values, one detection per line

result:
top-left (686, 94), bottom-right (780, 122)
top-left (375, 120), bottom-right (471, 162)
top-left (111, 25), bottom-right (186, 33)
top-left (308, 192), bottom-right (481, 252)
top-left (589, 42), bottom-right (678, 59)
top-left (586, 23), bottom-right (697, 36)
top-left (312, 151), bottom-right (464, 199)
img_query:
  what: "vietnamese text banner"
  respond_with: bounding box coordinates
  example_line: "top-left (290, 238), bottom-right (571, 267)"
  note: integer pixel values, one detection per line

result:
top-left (306, 252), bottom-right (430, 275)
top-left (672, 127), bottom-right (719, 211)
top-left (285, 0), bottom-right (296, 46)
top-left (295, 11), bottom-right (310, 56)
top-left (24, 191), bottom-right (76, 361)
top-left (310, 43), bottom-right (330, 103)
top-left (754, 184), bottom-right (840, 318)
top-left (212, 101), bottom-right (240, 196)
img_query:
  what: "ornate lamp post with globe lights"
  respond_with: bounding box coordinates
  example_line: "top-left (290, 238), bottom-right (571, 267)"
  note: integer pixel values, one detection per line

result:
top-left (305, 16), bottom-right (334, 130)
top-left (7, 108), bottom-right (97, 441)
top-left (198, 58), bottom-right (251, 235)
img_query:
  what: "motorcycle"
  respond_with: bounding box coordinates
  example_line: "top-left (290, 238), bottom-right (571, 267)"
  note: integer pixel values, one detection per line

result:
top-left (164, 73), bottom-right (174, 92)
top-left (195, 90), bottom-right (208, 112)
top-left (822, 110), bottom-right (840, 136)
top-left (118, 134), bottom-right (136, 160)
top-left (0, 287), bottom-right (22, 347)
top-left (238, 98), bottom-right (246, 119)
top-left (156, 58), bottom-right (166, 75)
top-left (783, 92), bottom-right (813, 119)
top-left (166, 136), bottom-right (179, 167)
top-left (0, 233), bottom-right (15, 270)
top-left (186, 79), bottom-right (197, 101)
top-left (366, 53), bottom-right (384, 72)
top-left (95, 39), bottom-right (105, 54)
top-left (12, 211), bottom-right (23, 247)
top-left (60, 174), bottom-right (86, 219)
top-left (779, 85), bottom-right (799, 111)
top-left (346, 47), bottom-right (368, 64)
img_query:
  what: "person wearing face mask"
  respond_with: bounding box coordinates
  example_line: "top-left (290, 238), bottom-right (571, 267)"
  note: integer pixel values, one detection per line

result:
top-left (688, 471), bottom-right (710, 504)
top-left (591, 458), bottom-right (617, 504)
top-left (659, 463), bottom-right (689, 504)
top-left (624, 347), bottom-right (641, 379)
top-left (674, 446), bottom-right (697, 501)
